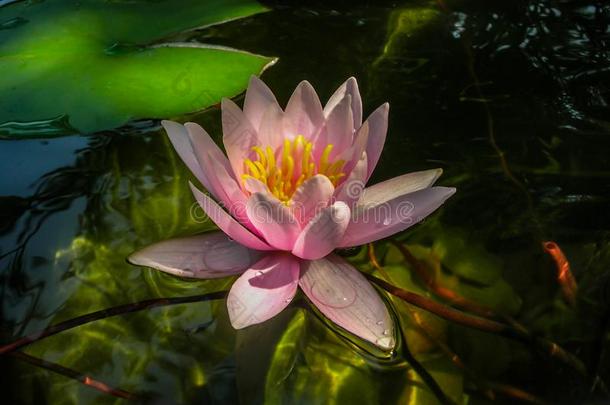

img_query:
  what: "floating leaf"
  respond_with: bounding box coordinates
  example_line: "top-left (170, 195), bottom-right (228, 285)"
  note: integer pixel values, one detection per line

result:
top-left (0, 0), bottom-right (275, 137)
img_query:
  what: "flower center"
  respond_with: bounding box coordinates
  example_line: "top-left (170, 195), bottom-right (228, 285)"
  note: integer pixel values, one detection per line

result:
top-left (242, 135), bottom-right (345, 203)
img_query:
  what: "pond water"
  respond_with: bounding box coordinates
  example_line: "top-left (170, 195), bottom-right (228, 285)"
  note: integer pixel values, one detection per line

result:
top-left (1, 0), bottom-right (610, 404)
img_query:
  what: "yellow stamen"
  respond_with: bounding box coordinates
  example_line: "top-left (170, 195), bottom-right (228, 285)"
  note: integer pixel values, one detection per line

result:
top-left (254, 161), bottom-right (266, 178)
top-left (327, 160), bottom-right (345, 176)
top-left (252, 146), bottom-right (267, 167)
top-left (242, 135), bottom-right (346, 204)
top-left (302, 142), bottom-right (312, 177)
top-left (266, 146), bottom-right (275, 168)
top-left (244, 159), bottom-right (260, 179)
top-left (319, 144), bottom-right (334, 173)
top-left (284, 156), bottom-right (294, 182)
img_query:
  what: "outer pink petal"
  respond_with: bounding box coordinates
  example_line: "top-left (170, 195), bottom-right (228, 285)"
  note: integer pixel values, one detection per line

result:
top-left (290, 175), bottom-right (334, 226)
top-left (358, 169), bottom-right (443, 207)
top-left (162, 120), bottom-right (210, 193)
top-left (341, 119), bottom-right (370, 174)
top-left (315, 94), bottom-right (354, 160)
top-left (227, 253), bottom-right (300, 328)
top-left (339, 186), bottom-right (456, 248)
top-left (186, 123), bottom-right (251, 224)
top-left (204, 155), bottom-right (254, 228)
top-left (284, 80), bottom-right (324, 140)
top-left (362, 103), bottom-right (389, 180)
top-left (185, 122), bottom-right (233, 176)
top-left (257, 101), bottom-right (284, 149)
top-left (334, 152), bottom-right (367, 209)
top-left (128, 232), bottom-right (261, 279)
top-left (221, 98), bottom-right (259, 181)
top-left (189, 182), bottom-right (274, 251)
top-left (292, 202), bottom-right (350, 260)
top-left (246, 192), bottom-right (301, 251)
top-left (243, 75), bottom-right (281, 132)
top-left (324, 77), bottom-right (363, 129)
top-left (299, 255), bottom-right (395, 349)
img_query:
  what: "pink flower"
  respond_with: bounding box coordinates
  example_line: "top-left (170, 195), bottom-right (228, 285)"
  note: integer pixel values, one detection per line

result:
top-left (129, 77), bottom-right (455, 350)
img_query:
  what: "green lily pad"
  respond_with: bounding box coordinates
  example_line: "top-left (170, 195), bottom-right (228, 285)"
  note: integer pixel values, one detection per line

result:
top-left (0, 0), bottom-right (275, 137)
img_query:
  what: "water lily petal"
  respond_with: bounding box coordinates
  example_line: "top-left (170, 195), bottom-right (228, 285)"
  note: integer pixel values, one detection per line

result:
top-left (358, 168), bottom-right (443, 207)
top-left (324, 77), bottom-right (362, 129)
top-left (292, 202), bottom-right (350, 260)
top-left (246, 192), bottom-right (301, 251)
top-left (163, 120), bottom-right (210, 193)
top-left (316, 94), bottom-right (354, 159)
top-left (227, 253), bottom-right (300, 328)
top-left (204, 153), bottom-right (253, 227)
top-left (243, 177), bottom-right (270, 195)
top-left (299, 255), bottom-right (395, 350)
top-left (290, 174), bottom-right (335, 226)
top-left (243, 75), bottom-right (281, 132)
top-left (341, 118), bottom-right (370, 174)
top-left (189, 182), bottom-right (274, 251)
top-left (185, 122), bottom-right (252, 225)
top-left (128, 232), bottom-right (261, 279)
top-left (334, 152), bottom-right (367, 209)
top-left (339, 186), bottom-right (456, 247)
top-left (185, 122), bottom-right (233, 175)
top-left (222, 98), bottom-right (259, 180)
top-left (257, 100), bottom-right (285, 149)
top-left (363, 103), bottom-right (389, 180)
top-left (284, 80), bottom-right (324, 140)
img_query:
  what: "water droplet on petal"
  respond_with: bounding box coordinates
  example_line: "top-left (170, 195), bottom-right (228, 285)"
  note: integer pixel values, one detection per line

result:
top-left (376, 320), bottom-right (383, 325)
top-left (382, 217), bottom-right (391, 226)
top-left (256, 271), bottom-right (264, 276)
top-left (375, 336), bottom-right (394, 349)
top-left (382, 329), bottom-right (389, 336)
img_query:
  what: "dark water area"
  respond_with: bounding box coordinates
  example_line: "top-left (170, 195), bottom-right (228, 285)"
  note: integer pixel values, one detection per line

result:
top-left (1, 0), bottom-right (610, 404)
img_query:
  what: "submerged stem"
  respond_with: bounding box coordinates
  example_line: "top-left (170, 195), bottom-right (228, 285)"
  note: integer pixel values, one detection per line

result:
top-left (11, 351), bottom-right (139, 400)
top-left (0, 291), bottom-right (227, 355)
top-left (401, 336), bottom-right (456, 405)
top-left (368, 245), bottom-right (550, 404)
top-left (365, 273), bottom-right (587, 376)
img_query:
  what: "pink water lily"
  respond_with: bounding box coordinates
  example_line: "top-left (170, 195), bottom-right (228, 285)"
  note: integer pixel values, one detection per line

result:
top-left (128, 77), bottom-right (455, 350)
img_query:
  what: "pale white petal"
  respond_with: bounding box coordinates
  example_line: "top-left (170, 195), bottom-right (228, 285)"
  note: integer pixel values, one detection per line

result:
top-left (246, 192), bottom-right (300, 251)
top-left (227, 253), bottom-right (300, 328)
top-left (324, 77), bottom-right (363, 128)
top-left (128, 232), bottom-right (261, 278)
top-left (340, 186), bottom-right (456, 247)
top-left (292, 202), bottom-right (350, 260)
top-left (299, 255), bottom-right (394, 350)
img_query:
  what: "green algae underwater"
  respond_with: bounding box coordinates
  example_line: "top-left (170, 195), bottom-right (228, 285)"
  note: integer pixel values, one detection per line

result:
top-left (1, 0), bottom-right (610, 404)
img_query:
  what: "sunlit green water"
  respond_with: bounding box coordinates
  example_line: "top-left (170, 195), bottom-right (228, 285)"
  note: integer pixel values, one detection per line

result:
top-left (1, 0), bottom-right (610, 404)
